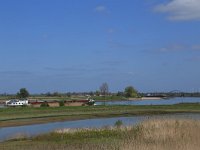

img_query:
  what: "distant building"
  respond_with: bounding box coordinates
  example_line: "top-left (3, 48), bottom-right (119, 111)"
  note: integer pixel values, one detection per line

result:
top-left (5, 99), bottom-right (29, 106)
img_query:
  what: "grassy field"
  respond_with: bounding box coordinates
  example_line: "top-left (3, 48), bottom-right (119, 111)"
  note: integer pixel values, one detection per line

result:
top-left (1, 119), bottom-right (200, 150)
top-left (0, 95), bottom-right (128, 102)
top-left (1, 104), bottom-right (200, 127)
top-left (91, 95), bottom-right (127, 101)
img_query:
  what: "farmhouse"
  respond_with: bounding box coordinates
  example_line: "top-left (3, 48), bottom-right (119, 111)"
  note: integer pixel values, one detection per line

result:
top-left (5, 99), bottom-right (29, 106)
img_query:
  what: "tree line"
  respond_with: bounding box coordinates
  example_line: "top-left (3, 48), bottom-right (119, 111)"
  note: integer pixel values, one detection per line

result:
top-left (4, 83), bottom-right (200, 99)
top-left (1, 83), bottom-right (139, 99)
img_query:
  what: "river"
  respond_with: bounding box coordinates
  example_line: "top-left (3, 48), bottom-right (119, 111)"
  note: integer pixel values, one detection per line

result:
top-left (1, 113), bottom-right (200, 142)
top-left (96, 97), bottom-right (200, 105)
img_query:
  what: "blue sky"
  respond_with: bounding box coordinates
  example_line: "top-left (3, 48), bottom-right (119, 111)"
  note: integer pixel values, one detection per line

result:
top-left (0, 0), bottom-right (200, 93)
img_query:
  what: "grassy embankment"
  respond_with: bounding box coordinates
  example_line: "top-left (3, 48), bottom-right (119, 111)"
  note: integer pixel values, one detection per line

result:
top-left (1, 119), bottom-right (200, 150)
top-left (1, 104), bottom-right (200, 127)
top-left (0, 96), bottom-right (71, 101)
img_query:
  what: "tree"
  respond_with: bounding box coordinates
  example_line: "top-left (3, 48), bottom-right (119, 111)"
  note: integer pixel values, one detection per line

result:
top-left (45, 92), bottom-right (52, 97)
top-left (99, 82), bottom-right (109, 96)
top-left (17, 88), bottom-right (30, 99)
top-left (124, 86), bottom-right (138, 98)
top-left (95, 90), bottom-right (100, 96)
top-left (116, 91), bottom-right (124, 97)
top-left (52, 92), bottom-right (61, 97)
top-left (89, 91), bottom-right (94, 96)
top-left (66, 92), bottom-right (71, 97)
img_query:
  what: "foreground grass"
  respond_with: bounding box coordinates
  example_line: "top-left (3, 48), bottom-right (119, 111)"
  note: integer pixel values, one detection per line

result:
top-left (1, 119), bottom-right (200, 150)
top-left (1, 104), bottom-right (200, 127)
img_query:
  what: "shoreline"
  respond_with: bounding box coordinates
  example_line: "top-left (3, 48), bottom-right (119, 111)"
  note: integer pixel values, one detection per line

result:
top-left (1, 105), bottom-right (200, 128)
top-left (129, 97), bottom-right (164, 100)
top-left (1, 111), bottom-right (200, 128)
top-left (0, 112), bottom-right (187, 128)
top-left (96, 97), bottom-right (164, 102)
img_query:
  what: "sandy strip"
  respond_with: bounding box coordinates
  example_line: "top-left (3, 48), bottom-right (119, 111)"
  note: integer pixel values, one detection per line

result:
top-left (129, 97), bottom-right (163, 100)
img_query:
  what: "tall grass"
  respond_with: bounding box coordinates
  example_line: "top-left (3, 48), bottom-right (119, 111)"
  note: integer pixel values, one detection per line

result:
top-left (1, 119), bottom-right (200, 150)
top-left (123, 119), bottom-right (200, 150)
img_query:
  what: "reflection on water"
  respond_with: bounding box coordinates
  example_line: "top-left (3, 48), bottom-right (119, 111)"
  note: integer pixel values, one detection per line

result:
top-left (1, 113), bottom-right (200, 142)
top-left (96, 97), bottom-right (200, 105)
top-left (0, 105), bottom-right (5, 108)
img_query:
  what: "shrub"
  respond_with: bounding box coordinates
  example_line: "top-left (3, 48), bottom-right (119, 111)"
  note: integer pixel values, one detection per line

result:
top-left (59, 101), bottom-right (65, 107)
top-left (114, 120), bottom-right (123, 128)
top-left (40, 102), bottom-right (49, 107)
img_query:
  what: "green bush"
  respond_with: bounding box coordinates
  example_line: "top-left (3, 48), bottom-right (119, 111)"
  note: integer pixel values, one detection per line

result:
top-left (59, 101), bottom-right (65, 107)
top-left (114, 120), bottom-right (123, 128)
top-left (124, 86), bottom-right (138, 98)
top-left (40, 102), bottom-right (49, 107)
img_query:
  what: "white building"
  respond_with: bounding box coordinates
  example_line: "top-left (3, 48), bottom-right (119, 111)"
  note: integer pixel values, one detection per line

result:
top-left (5, 99), bottom-right (29, 106)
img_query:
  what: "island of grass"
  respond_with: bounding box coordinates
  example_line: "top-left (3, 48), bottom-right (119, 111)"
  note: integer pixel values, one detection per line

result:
top-left (1, 103), bottom-right (200, 127)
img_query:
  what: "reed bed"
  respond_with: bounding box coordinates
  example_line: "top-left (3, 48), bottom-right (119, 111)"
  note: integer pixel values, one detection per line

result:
top-left (1, 119), bottom-right (200, 150)
top-left (123, 119), bottom-right (200, 150)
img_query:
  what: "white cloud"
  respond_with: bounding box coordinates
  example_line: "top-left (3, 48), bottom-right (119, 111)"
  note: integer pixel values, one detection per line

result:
top-left (155, 0), bottom-right (200, 21)
top-left (94, 5), bottom-right (108, 14)
top-left (154, 43), bottom-right (200, 53)
top-left (158, 44), bottom-right (187, 52)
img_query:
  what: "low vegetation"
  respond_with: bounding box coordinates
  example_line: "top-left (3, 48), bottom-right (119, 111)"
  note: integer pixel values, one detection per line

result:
top-left (1, 119), bottom-right (200, 150)
top-left (59, 100), bottom-right (65, 107)
top-left (40, 102), bottom-right (49, 107)
top-left (114, 119), bottom-right (123, 128)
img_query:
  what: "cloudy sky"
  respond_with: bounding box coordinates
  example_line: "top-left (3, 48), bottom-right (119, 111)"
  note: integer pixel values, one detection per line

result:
top-left (0, 0), bottom-right (200, 93)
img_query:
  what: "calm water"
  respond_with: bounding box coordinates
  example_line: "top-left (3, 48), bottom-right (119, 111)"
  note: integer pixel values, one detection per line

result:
top-left (96, 97), bottom-right (200, 105)
top-left (0, 105), bottom-right (5, 108)
top-left (1, 113), bottom-right (200, 142)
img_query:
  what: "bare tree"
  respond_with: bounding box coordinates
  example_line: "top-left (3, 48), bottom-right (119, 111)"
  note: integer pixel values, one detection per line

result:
top-left (100, 82), bottom-right (109, 96)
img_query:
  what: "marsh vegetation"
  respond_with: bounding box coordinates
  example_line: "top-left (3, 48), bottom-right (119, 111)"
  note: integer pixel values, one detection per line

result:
top-left (1, 119), bottom-right (200, 150)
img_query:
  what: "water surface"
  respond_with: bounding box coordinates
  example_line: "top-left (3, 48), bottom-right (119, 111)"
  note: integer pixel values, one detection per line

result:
top-left (0, 105), bottom-right (5, 108)
top-left (96, 97), bottom-right (200, 105)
